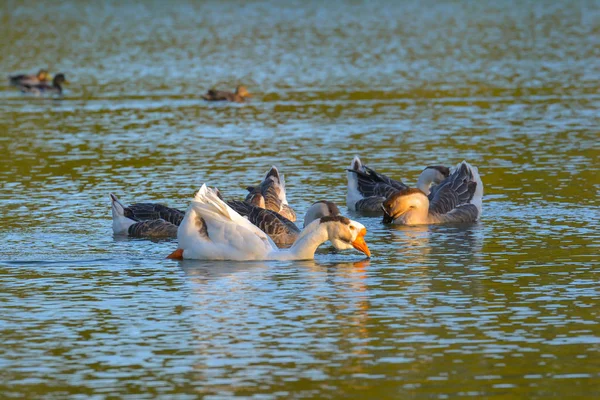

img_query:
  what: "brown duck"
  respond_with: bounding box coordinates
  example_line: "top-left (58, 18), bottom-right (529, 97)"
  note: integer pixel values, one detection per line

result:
top-left (202, 85), bottom-right (252, 102)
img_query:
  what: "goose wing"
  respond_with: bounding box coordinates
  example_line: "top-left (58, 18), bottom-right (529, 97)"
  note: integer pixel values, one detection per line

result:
top-left (245, 166), bottom-right (296, 220)
top-left (348, 166), bottom-right (408, 198)
top-left (227, 200), bottom-right (300, 248)
top-left (128, 219), bottom-right (179, 238)
top-left (428, 162), bottom-right (477, 215)
top-left (193, 185), bottom-right (277, 253)
top-left (125, 203), bottom-right (185, 225)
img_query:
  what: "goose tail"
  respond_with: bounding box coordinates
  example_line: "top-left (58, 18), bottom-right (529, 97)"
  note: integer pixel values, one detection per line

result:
top-left (462, 161), bottom-right (484, 218)
top-left (346, 156), bottom-right (363, 210)
top-left (110, 193), bottom-right (135, 235)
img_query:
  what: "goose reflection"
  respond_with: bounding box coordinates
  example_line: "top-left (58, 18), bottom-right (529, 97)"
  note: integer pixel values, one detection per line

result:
top-left (387, 223), bottom-right (484, 266)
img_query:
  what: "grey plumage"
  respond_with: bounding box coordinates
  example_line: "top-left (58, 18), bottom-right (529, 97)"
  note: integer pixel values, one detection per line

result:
top-left (428, 163), bottom-right (477, 215)
top-left (125, 203), bottom-right (185, 226)
top-left (432, 204), bottom-right (480, 224)
top-left (245, 166), bottom-right (297, 221)
top-left (349, 166), bottom-right (408, 198)
top-left (355, 196), bottom-right (387, 214)
top-left (227, 200), bottom-right (299, 248)
top-left (128, 219), bottom-right (179, 238)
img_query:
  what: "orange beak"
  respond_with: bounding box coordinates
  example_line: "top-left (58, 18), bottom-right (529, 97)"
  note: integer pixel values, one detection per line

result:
top-left (167, 248), bottom-right (184, 260)
top-left (351, 228), bottom-right (370, 258)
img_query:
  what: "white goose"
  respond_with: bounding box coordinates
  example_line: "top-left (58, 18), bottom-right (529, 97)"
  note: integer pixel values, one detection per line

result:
top-left (165, 185), bottom-right (370, 261)
top-left (347, 156), bottom-right (450, 214)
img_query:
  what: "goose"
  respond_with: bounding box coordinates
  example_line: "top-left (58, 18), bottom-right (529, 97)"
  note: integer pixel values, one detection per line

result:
top-left (246, 166), bottom-right (297, 221)
top-left (166, 184), bottom-right (370, 261)
top-left (346, 156), bottom-right (449, 214)
top-left (111, 194), bottom-right (179, 239)
top-left (9, 69), bottom-right (50, 86)
top-left (19, 73), bottom-right (68, 95)
top-left (382, 161), bottom-right (483, 225)
top-left (110, 194), bottom-right (341, 248)
top-left (202, 85), bottom-right (252, 102)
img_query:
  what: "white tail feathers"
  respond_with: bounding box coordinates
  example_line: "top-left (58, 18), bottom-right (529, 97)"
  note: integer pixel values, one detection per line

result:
top-left (458, 161), bottom-right (484, 219)
top-left (346, 156), bottom-right (363, 210)
top-left (264, 165), bottom-right (288, 205)
top-left (110, 193), bottom-right (135, 235)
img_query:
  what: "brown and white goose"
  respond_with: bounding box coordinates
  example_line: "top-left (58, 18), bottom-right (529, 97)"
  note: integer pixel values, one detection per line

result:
top-left (346, 156), bottom-right (449, 214)
top-left (382, 161), bottom-right (483, 225)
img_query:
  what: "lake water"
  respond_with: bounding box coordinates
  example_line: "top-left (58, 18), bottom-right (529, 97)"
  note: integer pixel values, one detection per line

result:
top-left (1, 0), bottom-right (599, 398)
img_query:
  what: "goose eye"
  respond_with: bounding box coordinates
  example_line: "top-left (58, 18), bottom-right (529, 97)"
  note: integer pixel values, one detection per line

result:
top-left (349, 226), bottom-right (355, 230)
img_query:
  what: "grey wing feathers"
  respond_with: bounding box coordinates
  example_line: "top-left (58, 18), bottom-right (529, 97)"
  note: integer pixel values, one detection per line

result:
top-left (127, 220), bottom-right (179, 238)
top-left (349, 166), bottom-right (408, 198)
top-left (245, 179), bottom-right (283, 213)
top-left (355, 196), bottom-right (387, 214)
top-left (428, 163), bottom-right (477, 215)
top-left (228, 200), bottom-right (299, 248)
top-left (434, 204), bottom-right (480, 224)
top-left (226, 200), bottom-right (254, 216)
top-left (126, 203), bottom-right (185, 226)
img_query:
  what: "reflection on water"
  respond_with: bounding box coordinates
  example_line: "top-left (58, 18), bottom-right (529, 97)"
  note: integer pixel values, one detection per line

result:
top-left (1, 0), bottom-right (599, 398)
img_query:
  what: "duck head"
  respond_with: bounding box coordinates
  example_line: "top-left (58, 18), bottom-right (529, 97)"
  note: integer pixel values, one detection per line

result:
top-left (235, 85), bottom-right (252, 98)
top-left (53, 73), bottom-right (68, 86)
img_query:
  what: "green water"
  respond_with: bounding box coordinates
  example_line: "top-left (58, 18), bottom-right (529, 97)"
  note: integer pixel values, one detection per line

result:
top-left (1, 0), bottom-right (599, 398)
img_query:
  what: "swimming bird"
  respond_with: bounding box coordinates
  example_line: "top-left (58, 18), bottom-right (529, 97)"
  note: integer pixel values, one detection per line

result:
top-left (382, 161), bottom-right (483, 225)
top-left (246, 166), bottom-right (297, 221)
top-left (166, 185), bottom-right (370, 261)
top-left (347, 156), bottom-right (449, 214)
top-left (19, 73), bottom-right (67, 95)
top-left (9, 69), bottom-right (50, 86)
top-left (202, 85), bottom-right (252, 102)
top-left (110, 193), bottom-right (340, 248)
top-left (111, 194), bottom-right (179, 239)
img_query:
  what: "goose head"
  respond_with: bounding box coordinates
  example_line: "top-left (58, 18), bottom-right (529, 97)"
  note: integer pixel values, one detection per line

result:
top-left (416, 165), bottom-right (450, 194)
top-left (319, 215), bottom-right (370, 257)
top-left (424, 165), bottom-right (450, 183)
top-left (303, 200), bottom-right (341, 228)
top-left (382, 188), bottom-right (429, 224)
top-left (236, 85), bottom-right (252, 98)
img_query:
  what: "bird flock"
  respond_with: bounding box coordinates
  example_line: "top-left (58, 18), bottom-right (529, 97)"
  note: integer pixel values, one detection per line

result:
top-left (9, 70), bottom-right (482, 261)
top-left (111, 157), bottom-right (483, 261)
top-left (8, 68), bottom-right (250, 101)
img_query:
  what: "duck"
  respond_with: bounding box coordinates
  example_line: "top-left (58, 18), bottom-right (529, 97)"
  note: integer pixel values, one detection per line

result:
top-left (165, 184), bottom-right (370, 261)
top-left (19, 73), bottom-right (67, 95)
top-left (382, 161), bottom-right (483, 225)
top-left (110, 193), bottom-right (341, 248)
top-left (9, 69), bottom-right (50, 86)
top-left (346, 156), bottom-right (449, 214)
top-left (202, 85), bottom-right (252, 102)
top-left (245, 166), bottom-right (297, 221)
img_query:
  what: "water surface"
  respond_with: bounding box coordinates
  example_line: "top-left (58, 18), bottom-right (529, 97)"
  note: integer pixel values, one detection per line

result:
top-left (1, 0), bottom-right (599, 398)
